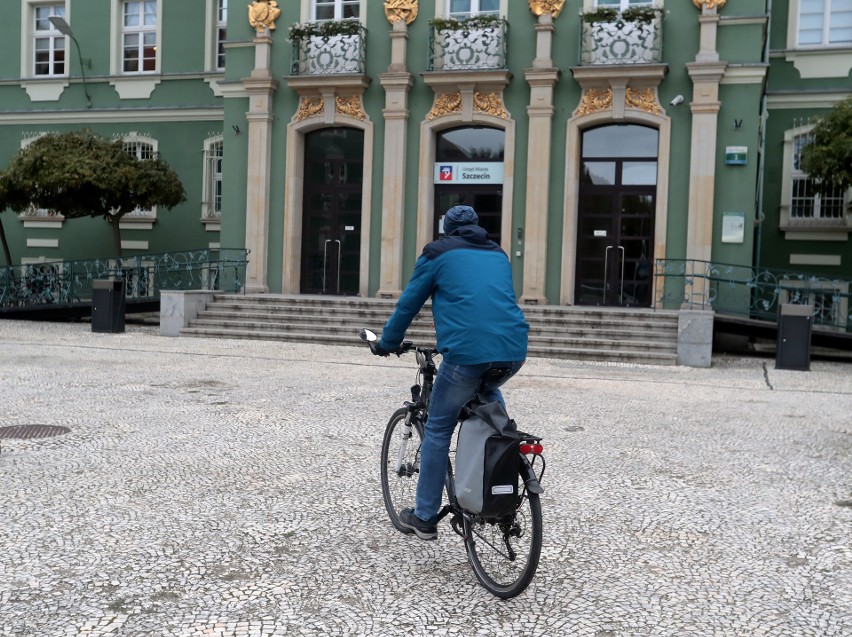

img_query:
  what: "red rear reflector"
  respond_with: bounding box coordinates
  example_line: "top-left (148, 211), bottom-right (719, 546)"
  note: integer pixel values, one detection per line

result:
top-left (520, 443), bottom-right (543, 455)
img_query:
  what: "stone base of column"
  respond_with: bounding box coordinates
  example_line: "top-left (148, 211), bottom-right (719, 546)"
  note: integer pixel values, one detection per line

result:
top-left (677, 308), bottom-right (715, 368)
top-left (520, 295), bottom-right (548, 306)
top-left (376, 288), bottom-right (401, 300)
top-left (244, 284), bottom-right (269, 295)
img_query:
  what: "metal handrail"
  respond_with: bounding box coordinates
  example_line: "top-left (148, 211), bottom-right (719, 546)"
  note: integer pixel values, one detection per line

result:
top-left (0, 248), bottom-right (248, 310)
top-left (654, 259), bottom-right (852, 331)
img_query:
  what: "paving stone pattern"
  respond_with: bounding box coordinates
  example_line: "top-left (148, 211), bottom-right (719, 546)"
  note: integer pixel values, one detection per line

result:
top-left (1, 320), bottom-right (850, 637)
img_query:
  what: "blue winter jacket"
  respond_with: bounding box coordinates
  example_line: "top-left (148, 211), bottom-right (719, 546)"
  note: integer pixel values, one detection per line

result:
top-left (379, 225), bottom-right (529, 364)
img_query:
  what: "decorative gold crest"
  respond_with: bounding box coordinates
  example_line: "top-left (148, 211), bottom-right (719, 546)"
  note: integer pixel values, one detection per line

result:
top-left (692, 0), bottom-right (727, 10)
top-left (248, 0), bottom-right (282, 33)
top-left (427, 93), bottom-right (462, 121)
top-left (576, 88), bottom-right (613, 116)
top-left (336, 96), bottom-right (367, 121)
top-left (295, 97), bottom-right (324, 122)
top-left (528, 0), bottom-right (566, 19)
top-left (384, 0), bottom-right (419, 25)
top-left (473, 92), bottom-right (508, 119)
top-left (625, 88), bottom-right (662, 115)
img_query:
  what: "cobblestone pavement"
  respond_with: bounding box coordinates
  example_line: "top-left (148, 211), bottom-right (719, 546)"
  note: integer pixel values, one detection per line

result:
top-left (1, 320), bottom-right (851, 637)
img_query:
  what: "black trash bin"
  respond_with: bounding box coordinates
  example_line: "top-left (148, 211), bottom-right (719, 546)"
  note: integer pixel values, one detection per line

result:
top-left (91, 278), bottom-right (126, 333)
top-left (776, 303), bottom-right (812, 371)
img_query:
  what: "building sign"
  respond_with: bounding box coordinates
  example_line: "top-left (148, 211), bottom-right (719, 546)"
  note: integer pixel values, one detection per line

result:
top-left (721, 211), bottom-right (745, 243)
top-left (725, 146), bottom-right (748, 165)
top-left (434, 162), bottom-right (504, 184)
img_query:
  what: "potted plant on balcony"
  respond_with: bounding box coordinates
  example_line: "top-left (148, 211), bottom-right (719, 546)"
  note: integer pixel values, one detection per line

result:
top-left (287, 18), bottom-right (362, 40)
top-left (582, 6), bottom-right (663, 24)
top-left (429, 14), bottom-right (502, 32)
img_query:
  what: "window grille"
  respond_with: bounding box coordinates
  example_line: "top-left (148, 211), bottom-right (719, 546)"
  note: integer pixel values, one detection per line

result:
top-left (791, 131), bottom-right (846, 221)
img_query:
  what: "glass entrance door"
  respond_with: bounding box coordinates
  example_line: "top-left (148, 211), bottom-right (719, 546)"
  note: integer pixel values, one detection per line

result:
top-left (300, 128), bottom-right (363, 295)
top-left (575, 124), bottom-right (657, 307)
top-left (575, 192), bottom-right (654, 306)
top-left (434, 186), bottom-right (502, 244)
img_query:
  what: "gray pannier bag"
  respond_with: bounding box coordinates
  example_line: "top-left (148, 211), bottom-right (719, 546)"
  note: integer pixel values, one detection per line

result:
top-left (455, 400), bottom-right (522, 517)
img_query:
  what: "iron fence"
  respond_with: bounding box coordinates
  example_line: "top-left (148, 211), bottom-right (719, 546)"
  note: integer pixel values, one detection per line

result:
top-left (0, 248), bottom-right (248, 310)
top-left (654, 259), bottom-right (852, 331)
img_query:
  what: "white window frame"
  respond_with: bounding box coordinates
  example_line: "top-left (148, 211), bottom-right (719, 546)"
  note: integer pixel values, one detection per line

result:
top-left (120, 132), bottom-right (158, 221)
top-left (794, 0), bottom-right (852, 47)
top-left (311, 0), bottom-right (360, 21)
top-left (110, 0), bottom-right (162, 76)
top-left (202, 136), bottom-right (224, 223)
top-left (32, 3), bottom-right (67, 77)
top-left (779, 124), bottom-right (851, 236)
top-left (301, 0), bottom-right (365, 24)
top-left (592, 0), bottom-right (655, 10)
top-left (121, 0), bottom-right (157, 74)
top-left (20, 1), bottom-right (69, 79)
top-left (205, 0), bottom-right (228, 72)
top-left (445, 0), bottom-right (500, 19)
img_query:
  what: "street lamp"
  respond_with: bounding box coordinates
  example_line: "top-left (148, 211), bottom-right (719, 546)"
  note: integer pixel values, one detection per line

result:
top-left (48, 16), bottom-right (92, 108)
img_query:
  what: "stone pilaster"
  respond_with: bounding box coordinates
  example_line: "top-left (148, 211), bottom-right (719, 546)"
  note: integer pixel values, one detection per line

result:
top-left (242, 31), bottom-right (278, 294)
top-left (520, 13), bottom-right (560, 305)
top-left (685, 4), bottom-right (726, 305)
top-left (377, 21), bottom-right (413, 299)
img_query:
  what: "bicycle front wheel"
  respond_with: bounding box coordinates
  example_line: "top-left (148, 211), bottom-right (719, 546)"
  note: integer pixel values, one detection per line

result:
top-left (463, 491), bottom-right (543, 599)
top-left (380, 407), bottom-right (422, 533)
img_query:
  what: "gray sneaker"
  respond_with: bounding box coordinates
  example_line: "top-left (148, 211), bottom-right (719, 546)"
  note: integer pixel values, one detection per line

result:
top-left (398, 508), bottom-right (437, 540)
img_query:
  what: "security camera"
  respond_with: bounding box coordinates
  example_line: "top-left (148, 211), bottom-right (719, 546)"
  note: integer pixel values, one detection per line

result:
top-left (670, 95), bottom-right (684, 107)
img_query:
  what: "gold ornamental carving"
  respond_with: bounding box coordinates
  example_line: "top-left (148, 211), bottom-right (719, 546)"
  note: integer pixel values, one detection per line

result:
top-left (625, 88), bottom-right (662, 115)
top-left (336, 96), bottom-right (367, 121)
top-left (384, 0), bottom-right (418, 25)
top-left (692, 0), bottom-right (727, 10)
top-left (576, 89), bottom-right (612, 116)
top-left (248, 0), bottom-right (281, 33)
top-left (473, 92), bottom-right (508, 119)
top-left (528, 0), bottom-right (566, 19)
top-left (295, 96), bottom-right (324, 122)
top-left (427, 92), bottom-right (462, 121)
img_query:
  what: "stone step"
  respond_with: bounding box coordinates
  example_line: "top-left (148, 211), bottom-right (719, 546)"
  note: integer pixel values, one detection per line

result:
top-left (189, 314), bottom-right (676, 345)
top-left (179, 326), bottom-right (677, 365)
top-left (182, 294), bottom-right (680, 365)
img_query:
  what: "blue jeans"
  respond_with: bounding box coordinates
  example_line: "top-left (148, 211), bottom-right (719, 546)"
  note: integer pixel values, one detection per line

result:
top-left (414, 360), bottom-right (524, 524)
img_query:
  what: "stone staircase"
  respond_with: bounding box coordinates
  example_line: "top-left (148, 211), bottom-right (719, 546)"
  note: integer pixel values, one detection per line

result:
top-left (180, 294), bottom-right (680, 365)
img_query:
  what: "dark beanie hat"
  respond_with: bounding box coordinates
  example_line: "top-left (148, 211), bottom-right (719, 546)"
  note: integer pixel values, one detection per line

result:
top-left (443, 205), bottom-right (478, 235)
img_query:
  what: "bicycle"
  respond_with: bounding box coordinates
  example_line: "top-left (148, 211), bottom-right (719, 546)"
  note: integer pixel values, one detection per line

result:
top-left (360, 329), bottom-right (545, 599)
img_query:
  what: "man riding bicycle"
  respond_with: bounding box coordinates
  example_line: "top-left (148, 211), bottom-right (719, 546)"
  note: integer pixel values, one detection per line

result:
top-left (372, 205), bottom-right (529, 540)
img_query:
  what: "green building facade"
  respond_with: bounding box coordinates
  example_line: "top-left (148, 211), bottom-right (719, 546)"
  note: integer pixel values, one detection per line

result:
top-left (0, 0), bottom-right (849, 324)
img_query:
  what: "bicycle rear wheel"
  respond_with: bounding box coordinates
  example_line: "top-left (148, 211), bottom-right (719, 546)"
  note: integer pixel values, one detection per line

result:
top-left (380, 407), bottom-right (423, 533)
top-left (463, 491), bottom-right (542, 599)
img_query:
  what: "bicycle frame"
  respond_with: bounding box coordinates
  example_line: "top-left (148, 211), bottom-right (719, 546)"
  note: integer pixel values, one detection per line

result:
top-left (365, 328), bottom-right (545, 598)
top-left (396, 343), bottom-right (546, 527)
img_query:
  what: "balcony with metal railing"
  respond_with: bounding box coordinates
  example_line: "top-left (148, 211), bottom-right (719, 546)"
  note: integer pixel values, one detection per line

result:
top-left (578, 8), bottom-right (663, 66)
top-left (289, 20), bottom-right (366, 76)
top-left (428, 17), bottom-right (508, 72)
